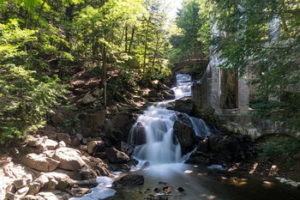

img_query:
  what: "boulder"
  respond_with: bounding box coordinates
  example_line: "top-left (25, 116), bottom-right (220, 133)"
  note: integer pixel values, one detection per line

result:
top-left (129, 122), bottom-right (147, 145)
top-left (23, 153), bottom-right (60, 172)
top-left (105, 147), bottom-right (130, 164)
top-left (173, 114), bottom-right (197, 154)
top-left (87, 140), bottom-right (105, 154)
top-left (53, 147), bottom-right (85, 171)
top-left (174, 97), bottom-right (194, 114)
top-left (113, 174), bottom-right (144, 187)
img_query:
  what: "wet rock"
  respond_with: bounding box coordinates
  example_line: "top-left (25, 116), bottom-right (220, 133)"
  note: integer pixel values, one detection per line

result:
top-left (75, 179), bottom-right (98, 188)
top-left (105, 147), bottom-right (130, 164)
top-left (87, 140), bottom-right (105, 154)
top-left (53, 147), bottom-right (85, 171)
top-left (162, 90), bottom-right (175, 100)
top-left (173, 114), bottom-right (196, 154)
top-left (129, 122), bottom-right (147, 145)
top-left (174, 97), bottom-right (194, 114)
top-left (113, 174), bottom-right (144, 187)
top-left (23, 153), bottom-right (60, 172)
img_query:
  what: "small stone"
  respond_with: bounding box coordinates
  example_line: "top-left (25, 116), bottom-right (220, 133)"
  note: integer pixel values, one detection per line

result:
top-left (177, 187), bottom-right (185, 192)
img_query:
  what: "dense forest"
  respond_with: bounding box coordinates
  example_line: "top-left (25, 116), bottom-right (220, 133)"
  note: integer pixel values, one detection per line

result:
top-left (1, 0), bottom-right (300, 199)
top-left (1, 0), bottom-right (299, 144)
top-left (0, 0), bottom-right (172, 143)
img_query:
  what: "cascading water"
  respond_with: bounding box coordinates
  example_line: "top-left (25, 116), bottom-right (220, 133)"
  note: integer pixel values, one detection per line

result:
top-left (130, 74), bottom-right (211, 166)
top-left (172, 74), bottom-right (192, 99)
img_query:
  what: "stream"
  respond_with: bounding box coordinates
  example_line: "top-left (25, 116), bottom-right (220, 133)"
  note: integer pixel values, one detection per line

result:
top-left (72, 74), bottom-right (300, 200)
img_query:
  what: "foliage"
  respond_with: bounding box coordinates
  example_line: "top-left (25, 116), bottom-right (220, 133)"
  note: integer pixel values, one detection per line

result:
top-left (0, 16), bottom-right (67, 143)
top-left (170, 0), bottom-right (210, 62)
top-left (0, 0), bottom-right (173, 142)
top-left (197, 0), bottom-right (300, 131)
top-left (258, 137), bottom-right (300, 164)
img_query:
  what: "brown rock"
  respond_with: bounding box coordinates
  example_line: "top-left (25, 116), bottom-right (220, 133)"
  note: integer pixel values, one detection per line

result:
top-left (23, 153), bottom-right (60, 172)
top-left (105, 147), bottom-right (130, 164)
top-left (53, 147), bottom-right (85, 171)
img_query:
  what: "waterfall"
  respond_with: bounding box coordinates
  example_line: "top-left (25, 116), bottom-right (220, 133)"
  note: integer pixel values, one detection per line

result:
top-left (172, 74), bottom-right (192, 99)
top-left (130, 74), bottom-right (211, 166)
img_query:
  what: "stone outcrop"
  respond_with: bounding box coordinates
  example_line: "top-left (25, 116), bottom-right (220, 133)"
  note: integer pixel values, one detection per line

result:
top-left (53, 147), bottom-right (85, 171)
top-left (129, 122), bottom-right (147, 146)
top-left (173, 114), bottom-right (197, 154)
top-left (105, 147), bottom-right (130, 164)
top-left (174, 97), bottom-right (194, 114)
top-left (23, 153), bottom-right (60, 172)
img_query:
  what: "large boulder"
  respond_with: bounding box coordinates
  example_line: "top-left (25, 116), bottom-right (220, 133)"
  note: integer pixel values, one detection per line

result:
top-left (129, 122), bottom-right (147, 146)
top-left (173, 114), bottom-right (197, 154)
top-left (53, 147), bottom-right (85, 171)
top-left (105, 147), bottom-right (130, 164)
top-left (113, 174), bottom-right (144, 188)
top-left (23, 153), bottom-right (60, 172)
top-left (174, 97), bottom-right (194, 114)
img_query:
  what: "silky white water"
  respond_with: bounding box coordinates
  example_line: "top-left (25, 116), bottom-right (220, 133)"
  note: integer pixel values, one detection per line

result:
top-left (130, 74), bottom-right (211, 166)
top-left (172, 74), bottom-right (192, 99)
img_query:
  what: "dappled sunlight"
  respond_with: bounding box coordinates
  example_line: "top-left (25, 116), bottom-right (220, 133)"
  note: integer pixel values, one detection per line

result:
top-left (200, 194), bottom-right (217, 200)
top-left (249, 162), bottom-right (258, 174)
